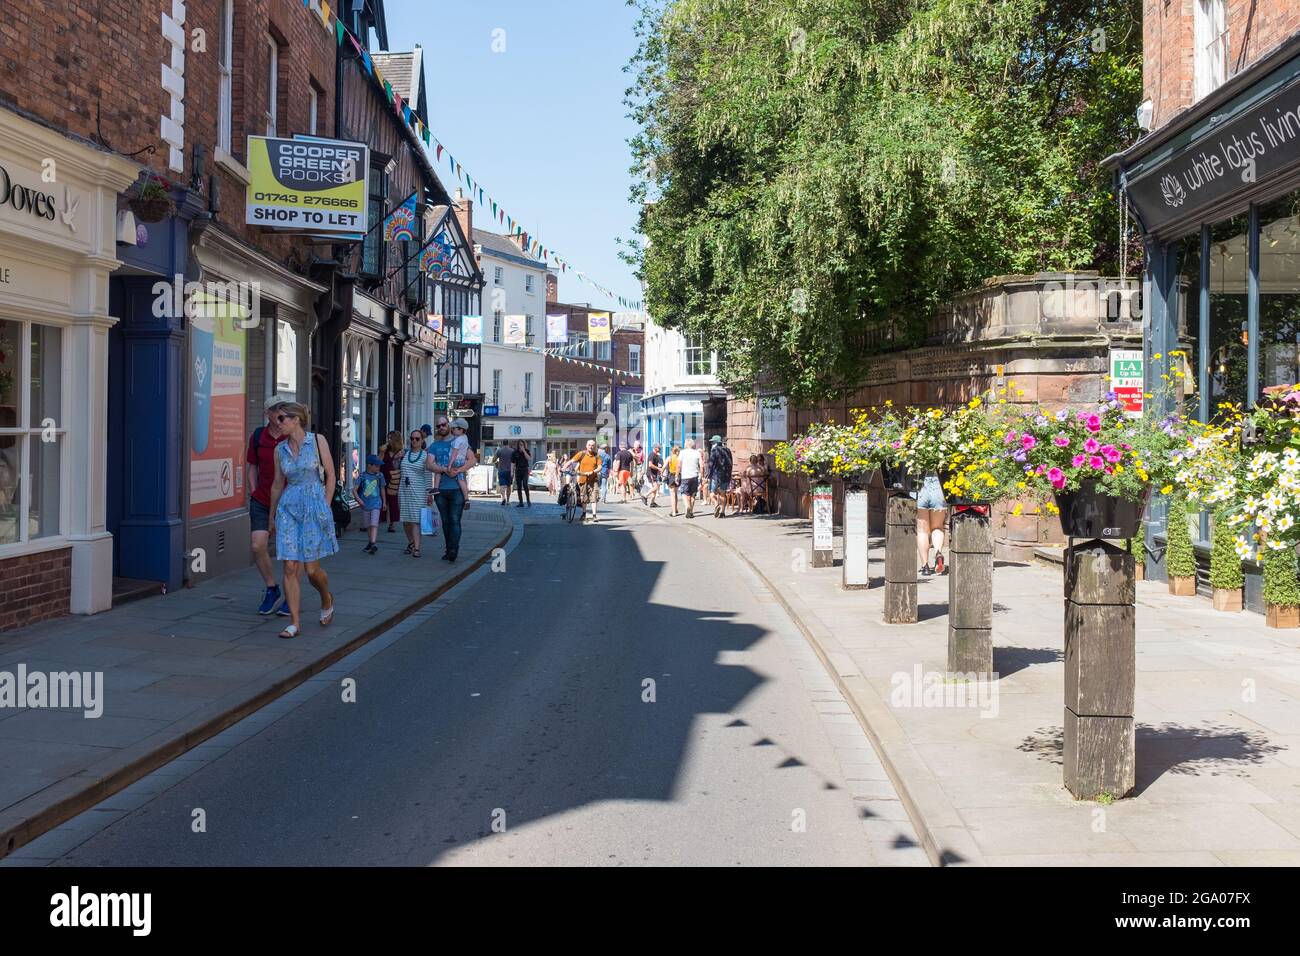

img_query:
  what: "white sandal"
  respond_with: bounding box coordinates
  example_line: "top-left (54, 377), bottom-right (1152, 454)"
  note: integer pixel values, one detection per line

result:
top-left (320, 600), bottom-right (335, 627)
top-left (278, 624), bottom-right (299, 640)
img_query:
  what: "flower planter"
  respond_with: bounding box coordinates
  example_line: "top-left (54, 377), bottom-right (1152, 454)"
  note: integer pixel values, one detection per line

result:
top-left (880, 463), bottom-right (912, 495)
top-left (1053, 481), bottom-right (1150, 539)
top-left (128, 195), bottom-right (174, 223)
top-left (1212, 587), bottom-right (1243, 612)
top-left (1168, 575), bottom-right (1197, 596)
top-left (1266, 603), bottom-right (1300, 629)
top-left (937, 469), bottom-right (991, 507)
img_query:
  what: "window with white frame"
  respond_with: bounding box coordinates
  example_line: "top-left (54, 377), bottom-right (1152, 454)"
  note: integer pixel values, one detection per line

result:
top-left (1194, 0), bottom-right (1228, 101)
top-left (548, 382), bottom-right (562, 411)
top-left (576, 385), bottom-right (592, 413)
top-left (562, 384), bottom-right (576, 411)
top-left (308, 83), bottom-right (319, 135)
top-left (525, 314), bottom-right (535, 346)
top-left (629, 343), bottom-right (641, 374)
top-left (594, 339), bottom-right (611, 361)
top-left (682, 335), bottom-right (712, 376)
top-left (525, 274), bottom-right (534, 293)
top-left (567, 331), bottom-right (590, 358)
top-left (217, 0), bottom-right (234, 153)
top-left (0, 319), bottom-right (64, 547)
top-left (265, 36), bottom-right (278, 136)
top-left (491, 369), bottom-right (501, 407)
top-left (595, 385), bottom-right (610, 411)
top-left (494, 266), bottom-right (503, 285)
top-left (524, 371), bottom-right (533, 411)
top-left (493, 310), bottom-right (503, 343)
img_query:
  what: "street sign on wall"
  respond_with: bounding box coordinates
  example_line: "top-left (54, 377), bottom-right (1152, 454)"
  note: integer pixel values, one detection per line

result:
top-left (1110, 348), bottom-right (1143, 417)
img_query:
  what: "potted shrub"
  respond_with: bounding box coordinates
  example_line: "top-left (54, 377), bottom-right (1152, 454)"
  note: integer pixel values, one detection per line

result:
top-left (1263, 544), bottom-right (1300, 628)
top-left (1209, 513), bottom-right (1244, 611)
top-left (128, 173), bottom-right (175, 223)
top-left (1131, 534), bottom-right (1145, 581)
top-left (1165, 495), bottom-right (1198, 595)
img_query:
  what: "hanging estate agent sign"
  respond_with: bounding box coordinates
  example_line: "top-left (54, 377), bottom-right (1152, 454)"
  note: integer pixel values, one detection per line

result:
top-left (1109, 348), bottom-right (1144, 417)
top-left (246, 136), bottom-right (368, 233)
top-left (1126, 61), bottom-right (1300, 234)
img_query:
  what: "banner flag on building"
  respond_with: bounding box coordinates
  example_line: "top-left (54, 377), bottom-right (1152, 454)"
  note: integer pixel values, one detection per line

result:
top-left (587, 311), bottom-right (611, 342)
top-left (461, 315), bottom-right (483, 345)
top-left (418, 232), bottom-right (454, 276)
top-left (545, 313), bottom-right (568, 344)
top-left (504, 315), bottom-right (527, 346)
top-left (382, 191), bottom-right (418, 241)
top-left (428, 314), bottom-right (445, 334)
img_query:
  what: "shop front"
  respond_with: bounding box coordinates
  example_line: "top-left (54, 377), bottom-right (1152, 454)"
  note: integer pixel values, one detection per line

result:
top-left (483, 415), bottom-right (544, 464)
top-left (0, 106), bottom-right (139, 627)
top-left (641, 390), bottom-right (725, 455)
top-left (545, 425), bottom-right (597, 460)
top-left (1112, 35), bottom-right (1300, 599)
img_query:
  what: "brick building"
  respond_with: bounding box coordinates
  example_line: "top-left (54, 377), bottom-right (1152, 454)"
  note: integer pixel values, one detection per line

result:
top-left (1111, 0), bottom-right (1300, 606)
top-left (542, 279), bottom-right (644, 458)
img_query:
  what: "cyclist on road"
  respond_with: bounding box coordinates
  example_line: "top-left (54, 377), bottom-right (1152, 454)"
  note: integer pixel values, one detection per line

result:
top-left (568, 439), bottom-right (603, 523)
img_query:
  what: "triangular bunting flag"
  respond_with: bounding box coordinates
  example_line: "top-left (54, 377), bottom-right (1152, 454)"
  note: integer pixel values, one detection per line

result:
top-left (335, 19), bottom-right (345, 44)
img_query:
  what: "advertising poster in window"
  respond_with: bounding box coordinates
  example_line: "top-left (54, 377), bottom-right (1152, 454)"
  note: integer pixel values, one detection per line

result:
top-left (190, 293), bottom-right (247, 519)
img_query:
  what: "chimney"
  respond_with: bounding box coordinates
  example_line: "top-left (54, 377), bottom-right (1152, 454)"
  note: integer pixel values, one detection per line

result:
top-left (546, 272), bottom-right (558, 303)
top-left (452, 187), bottom-right (473, 247)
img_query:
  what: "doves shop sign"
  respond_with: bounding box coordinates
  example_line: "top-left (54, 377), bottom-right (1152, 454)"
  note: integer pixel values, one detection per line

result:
top-left (1126, 66), bottom-right (1300, 233)
top-left (0, 163), bottom-right (58, 222)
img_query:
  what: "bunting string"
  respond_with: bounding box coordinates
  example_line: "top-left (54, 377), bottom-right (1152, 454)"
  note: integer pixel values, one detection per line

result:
top-left (303, 0), bottom-right (643, 311)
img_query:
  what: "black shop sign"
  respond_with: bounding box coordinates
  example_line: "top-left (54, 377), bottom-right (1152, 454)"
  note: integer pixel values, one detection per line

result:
top-left (1127, 68), bottom-right (1300, 234)
top-left (0, 163), bottom-right (57, 222)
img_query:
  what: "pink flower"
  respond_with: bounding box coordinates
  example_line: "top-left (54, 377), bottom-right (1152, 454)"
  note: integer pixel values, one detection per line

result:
top-left (1072, 454), bottom-right (1086, 468)
top-left (1120, 443), bottom-right (1132, 451)
top-left (1021, 434), bottom-right (1037, 450)
top-left (1089, 455), bottom-right (1105, 469)
top-left (1036, 464), bottom-right (1047, 475)
top-left (1083, 437), bottom-right (1100, 454)
top-left (1004, 431), bottom-right (1018, 445)
top-left (1102, 444), bottom-right (1122, 464)
top-left (1052, 433), bottom-right (1070, 448)
top-left (1085, 414), bottom-right (1102, 433)
top-left (1048, 467), bottom-right (1066, 489)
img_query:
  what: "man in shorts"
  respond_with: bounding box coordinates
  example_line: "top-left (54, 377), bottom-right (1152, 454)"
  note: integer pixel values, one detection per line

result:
top-left (678, 438), bottom-right (703, 519)
top-left (568, 439), bottom-right (603, 522)
top-left (246, 395), bottom-right (290, 614)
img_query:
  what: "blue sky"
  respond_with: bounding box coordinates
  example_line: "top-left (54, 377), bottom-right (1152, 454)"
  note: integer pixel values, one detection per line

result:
top-left (382, 0), bottom-right (644, 310)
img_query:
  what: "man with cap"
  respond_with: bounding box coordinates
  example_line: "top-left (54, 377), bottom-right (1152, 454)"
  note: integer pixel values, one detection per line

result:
top-left (708, 435), bottom-right (734, 518)
top-left (246, 394), bottom-right (291, 614)
top-left (355, 453), bottom-right (385, 554)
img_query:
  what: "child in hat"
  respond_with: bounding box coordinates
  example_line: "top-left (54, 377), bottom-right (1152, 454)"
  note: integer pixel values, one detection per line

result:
top-left (356, 455), bottom-right (385, 553)
top-left (449, 419), bottom-right (473, 509)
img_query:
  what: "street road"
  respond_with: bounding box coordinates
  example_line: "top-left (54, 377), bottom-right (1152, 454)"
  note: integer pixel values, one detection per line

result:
top-left (21, 503), bottom-right (924, 866)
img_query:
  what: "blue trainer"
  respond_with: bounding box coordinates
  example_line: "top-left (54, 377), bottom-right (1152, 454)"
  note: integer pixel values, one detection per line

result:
top-left (258, 586), bottom-right (284, 615)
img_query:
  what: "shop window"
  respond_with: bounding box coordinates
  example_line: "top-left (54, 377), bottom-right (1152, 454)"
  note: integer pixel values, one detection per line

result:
top-left (275, 319), bottom-right (297, 396)
top-left (1258, 193), bottom-right (1300, 395)
top-left (1176, 232), bottom-right (1202, 418)
top-left (0, 320), bottom-right (63, 547)
top-left (341, 335), bottom-right (380, 504)
top-left (1207, 214), bottom-right (1250, 413)
top-left (361, 166), bottom-right (389, 277)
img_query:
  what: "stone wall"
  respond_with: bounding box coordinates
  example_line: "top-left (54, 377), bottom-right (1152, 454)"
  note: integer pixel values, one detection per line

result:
top-left (727, 272), bottom-right (1142, 559)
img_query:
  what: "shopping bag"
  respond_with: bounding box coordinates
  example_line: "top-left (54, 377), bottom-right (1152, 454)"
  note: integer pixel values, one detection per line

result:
top-left (420, 505), bottom-right (440, 536)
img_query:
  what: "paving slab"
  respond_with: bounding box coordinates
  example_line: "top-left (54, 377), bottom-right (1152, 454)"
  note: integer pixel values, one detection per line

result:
top-left (666, 509), bottom-right (1300, 867)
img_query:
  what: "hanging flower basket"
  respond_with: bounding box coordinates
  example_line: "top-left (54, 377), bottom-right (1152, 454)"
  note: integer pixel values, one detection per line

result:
top-left (938, 469), bottom-right (990, 507)
top-left (1053, 480), bottom-right (1150, 539)
top-left (880, 462), bottom-right (912, 494)
top-left (128, 174), bottom-right (175, 223)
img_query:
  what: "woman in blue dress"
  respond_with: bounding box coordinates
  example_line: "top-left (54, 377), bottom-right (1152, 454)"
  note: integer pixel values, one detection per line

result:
top-left (267, 402), bottom-right (338, 639)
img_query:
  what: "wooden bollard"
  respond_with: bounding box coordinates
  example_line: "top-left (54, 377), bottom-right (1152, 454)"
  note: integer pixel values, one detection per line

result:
top-left (842, 485), bottom-right (870, 589)
top-left (884, 493), bottom-right (917, 623)
top-left (1063, 539), bottom-right (1136, 800)
top-left (947, 505), bottom-right (993, 675)
top-left (810, 481), bottom-right (834, 568)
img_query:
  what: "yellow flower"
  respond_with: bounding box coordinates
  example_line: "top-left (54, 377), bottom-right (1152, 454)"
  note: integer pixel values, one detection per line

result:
top-left (1012, 503), bottom-right (1024, 516)
top-left (1152, 353), bottom-right (1162, 360)
top-left (1160, 484), bottom-right (1173, 495)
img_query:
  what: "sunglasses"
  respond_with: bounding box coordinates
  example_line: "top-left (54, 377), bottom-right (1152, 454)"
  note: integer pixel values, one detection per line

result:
top-left (276, 413), bottom-right (298, 423)
top-left (410, 435), bottom-right (424, 442)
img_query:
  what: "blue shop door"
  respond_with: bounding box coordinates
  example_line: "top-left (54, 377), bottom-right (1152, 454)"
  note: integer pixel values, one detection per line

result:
top-left (106, 280), bottom-right (126, 578)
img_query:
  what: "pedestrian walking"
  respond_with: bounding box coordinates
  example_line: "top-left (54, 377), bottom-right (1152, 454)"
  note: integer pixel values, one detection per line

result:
top-left (616, 443), bottom-right (635, 503)
top-left (355, 454), bottom-right (385, 554)
top-left (494, 442), bottom-right (515, 506)
top-left (399, 428), bottom-right (434, 558)
top-left (915, 474), bottom-right (949, 575)
top-left (512, 440), bottom-right (532, 507)
top-left (598, 443), bottom-right (612, 502)
top-left (246, 395), bottom-right (290, 616)
top-left (428, 417), bottom-right (478, 562)
top-left (265, 403), bottom-right (337, 640)
top-left (380, 431), bottom-right (403, 532)
top-left (644, 444), bottom-right (664, 506)
top-left (708, 435), bottom-right (734, 517)
top-left (678, 438), bottom-right (703, 518)
top-left (544, 451), bottom-right (560, 495)
top-left (667, 445), bottom-right (682, 515)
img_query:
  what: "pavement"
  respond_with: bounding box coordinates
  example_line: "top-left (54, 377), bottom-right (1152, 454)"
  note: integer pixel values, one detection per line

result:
top-left (3, 502), bottom-right (926, 867)
top-left (652, 500), bottom-right (1300, 866)
top-left (0, 503), bottom-right (512, 859)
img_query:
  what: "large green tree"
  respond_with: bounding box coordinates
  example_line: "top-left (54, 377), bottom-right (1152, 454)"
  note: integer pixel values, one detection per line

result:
top-left (625, 0), bottom-right (1143, 404)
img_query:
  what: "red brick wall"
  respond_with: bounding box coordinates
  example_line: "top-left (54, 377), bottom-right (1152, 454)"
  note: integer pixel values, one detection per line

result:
top-left (0, 1), bottom-right (338, 265)
top-left (1146, 0), bottom-right (1300, 131)
top-left (0, 548), bottom-right (71, 633)
top-left (544, 303), bottom-right (643, 426)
